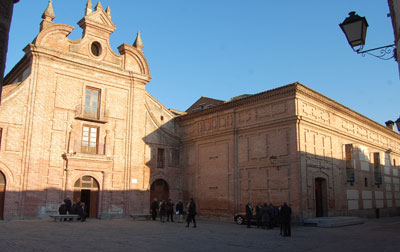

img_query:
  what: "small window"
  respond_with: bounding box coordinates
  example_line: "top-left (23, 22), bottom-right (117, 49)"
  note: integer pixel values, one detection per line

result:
top-left (91, 42), bottom-right (102, 56)
top-left (345, 144), bottom-right (355, 182)
top-left (157, 148), bottom-right (165, 168)
top-left (364, 178), bottom-right (368, 187)
top-left (82, 125), bottom-right (99, 154)
top-left (374, 152), bottom-right (382, 185)
top-left (84, 87), bottom-right (101, 119)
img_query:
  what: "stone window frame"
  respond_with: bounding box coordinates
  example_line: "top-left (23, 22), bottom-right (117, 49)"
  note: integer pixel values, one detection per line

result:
top-left (345, 144), bottom-right (355, 183)
top-left (81, 125), bottom-right (99, 154)
top-left (90, 41), bottom-right (102, 57)
top-left (84, 86), bottom-right (101, 120)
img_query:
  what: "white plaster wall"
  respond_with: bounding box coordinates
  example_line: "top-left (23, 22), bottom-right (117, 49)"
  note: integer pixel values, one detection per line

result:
top-left (363, 200), bottom-right (372, 209)
top-left (362, 190), bottom-right (372, 199)
top-left (360, 161), bottom-right (370, 171)
top-left (347, 189), bottom-right (359, 210)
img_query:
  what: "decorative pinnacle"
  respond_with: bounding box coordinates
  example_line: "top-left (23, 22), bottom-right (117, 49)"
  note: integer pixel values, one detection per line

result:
top-left (41, 0), bottom-right (55, 21)
top-left (133, 31), bottom-right (144, 51)
top-left (106, 6), bottom-right (111, 18)
top-left (85, 0), bottom-right (92, 16)
top-left (95, 1), bottom-right (103, 11)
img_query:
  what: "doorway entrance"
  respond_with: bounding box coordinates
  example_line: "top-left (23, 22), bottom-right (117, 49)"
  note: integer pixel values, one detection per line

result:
top-left (315, 177), bottom-right (328, 217)
top-left (0, 172), bottom-right (5, 220)
top-left (150, 179), bottom-right (169, 208)
top-left (73, 176), bottom-right (99, 218)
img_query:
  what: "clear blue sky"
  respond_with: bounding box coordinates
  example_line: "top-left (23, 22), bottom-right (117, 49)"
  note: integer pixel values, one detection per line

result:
top-left (6, 0), bottom-right (400, 125)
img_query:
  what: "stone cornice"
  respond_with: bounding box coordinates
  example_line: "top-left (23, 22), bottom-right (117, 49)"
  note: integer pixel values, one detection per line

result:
top-left (3, 55), bottom-right (31, 85)
top-left (28, 45), bottom-right (151, 83)
top-left (178, 83), bottom-right (298, 121)
top-left (294, 83), bottom-right (400, 140)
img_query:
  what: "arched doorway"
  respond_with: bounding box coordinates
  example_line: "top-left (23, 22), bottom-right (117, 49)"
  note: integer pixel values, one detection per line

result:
top-left (150, 179), bottom-right (169, 209)
top-left (0, 171), bottom-right (5, 220)
top-left (73, 176), bottom-right (99, 218)
top-left (315, 177), bottom-right (328, 217)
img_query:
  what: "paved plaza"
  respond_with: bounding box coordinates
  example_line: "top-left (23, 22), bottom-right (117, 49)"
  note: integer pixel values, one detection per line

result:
top-left (0, 216), bottom-right (399, 252)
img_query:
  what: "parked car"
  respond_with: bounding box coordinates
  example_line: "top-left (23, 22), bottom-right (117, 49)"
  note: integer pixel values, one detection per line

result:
top-left (234, 212), bottom-right (257, 225)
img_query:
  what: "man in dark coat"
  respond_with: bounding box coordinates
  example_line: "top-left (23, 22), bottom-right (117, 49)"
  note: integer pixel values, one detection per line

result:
top-left (77, 202), bottom-right (87, 222)
top-left (255, 203), bottom-right (263, 228)
top-left (159, 200), bottom-right (166, 222)
top-left (175, 200), bottom-right (184, 223)
top-left (186, 198), bottom-right (197, 228)
top-left (266, 203), bottom-right (274, 229)
top-left (261, 203), bottom-right (269, 229)
top-left (151, 198), bottom-right (159, 221)
top-left (63, 196), bottom-right (72, 214)
top-left (280, 202), bottom-right (292, 237)
top-left (166, 199), bottom-right (174, 222)
top-left (58, 202), bottom-right (67, 215)
top-left (245, 202), bottom-right (253, 228)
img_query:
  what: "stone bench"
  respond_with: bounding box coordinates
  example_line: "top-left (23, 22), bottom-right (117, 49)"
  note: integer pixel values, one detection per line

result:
top-left (129, 214), bottom-right (152, 221)
top-left (49, 214), bottom-right (80, 222)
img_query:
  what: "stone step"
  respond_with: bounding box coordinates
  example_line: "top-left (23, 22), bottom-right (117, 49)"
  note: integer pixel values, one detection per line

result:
top-left (304, 216), bottom-right (364, 228)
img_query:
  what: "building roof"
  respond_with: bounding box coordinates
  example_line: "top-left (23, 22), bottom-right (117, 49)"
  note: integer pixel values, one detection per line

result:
top-left (185, 96), bottom-right (225, 113)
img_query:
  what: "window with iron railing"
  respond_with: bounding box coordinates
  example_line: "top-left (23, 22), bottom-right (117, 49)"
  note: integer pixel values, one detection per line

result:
top-left (82, 125), bottom-right (99, 154)
top-left (84, 87), bottom-right (100, 119)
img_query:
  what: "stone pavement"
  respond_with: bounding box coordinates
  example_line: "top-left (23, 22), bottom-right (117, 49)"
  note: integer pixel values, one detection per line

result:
top-left (0, 216), bottom-right (400, 252)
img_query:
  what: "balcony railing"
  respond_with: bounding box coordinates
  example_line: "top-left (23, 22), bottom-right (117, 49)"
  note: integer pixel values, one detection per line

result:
top-left (69, 140), bottom-right (106, 156)
top-left (74, 104), bottom-right (108, 123)
top-left (346, 167), bottom-right (355, 182)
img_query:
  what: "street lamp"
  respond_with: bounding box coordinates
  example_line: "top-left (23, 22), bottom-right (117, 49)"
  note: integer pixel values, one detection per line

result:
top-left (339, 11), bottom-right (368, 49)
top-left (339, 11), bottom-right (396, 60)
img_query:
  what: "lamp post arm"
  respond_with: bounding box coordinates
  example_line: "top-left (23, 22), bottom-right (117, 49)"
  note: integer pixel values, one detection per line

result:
top-left (354, 44), bottom-right (396, 60)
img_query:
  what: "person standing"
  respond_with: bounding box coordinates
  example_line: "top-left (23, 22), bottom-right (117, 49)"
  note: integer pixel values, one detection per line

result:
top-left (280, 202), bottom-right (292, 237)
top-left (255, 203), bottom-right (263, 228)
top-left (159, 200), bottom-right (166, 223)
top-left (266, 203), bottom-right (274, 229)
top-left (261, 203), bottom-right (269, 229)
top-left (186, 198), bottom-right (197, 228)
top-left (175, 200), bottom-right (184, 223)
top-left (166, 199), bottom-right (174, 222)
top-left (245, 202), bottom-right (253, 228)
top-left (151, 198), bottom-right (159, 221)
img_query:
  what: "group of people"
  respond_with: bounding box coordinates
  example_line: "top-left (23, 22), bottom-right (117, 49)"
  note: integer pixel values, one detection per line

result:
top-left (245, 202), bottom-right (292, 237)
top-left (151, 198), bottom-right (197, 228)
top-left (58, 196), bottom-right (88, 222)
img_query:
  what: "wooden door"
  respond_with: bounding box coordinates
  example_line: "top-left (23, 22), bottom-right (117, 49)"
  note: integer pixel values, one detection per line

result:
top-left (315, 178), bottom-right (323, 217)
top-left (73, 176), bottom-right (99, 218)
top-left (73, 190), bottom-right (81, 204)
top-left (90, 190), bottom-right (98, 218)
top-left (150, 179), bottom-right (169, 210)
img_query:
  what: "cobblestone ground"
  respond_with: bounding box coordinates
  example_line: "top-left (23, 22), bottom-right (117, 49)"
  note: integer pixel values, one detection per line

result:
top-left (0, 216), bottom-right (399, 252)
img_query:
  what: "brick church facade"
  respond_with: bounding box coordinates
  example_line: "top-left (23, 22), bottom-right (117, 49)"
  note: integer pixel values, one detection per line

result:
top-left (1, 1), bottom-right (400, 221)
